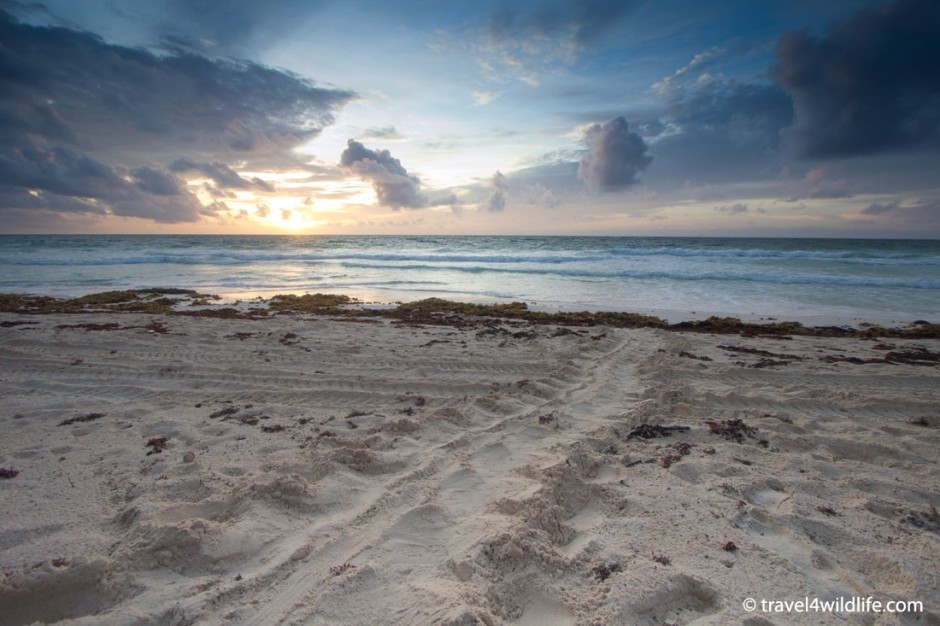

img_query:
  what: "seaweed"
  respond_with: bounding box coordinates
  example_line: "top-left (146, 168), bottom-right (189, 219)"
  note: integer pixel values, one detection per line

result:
top-left (626, 424), bottom-right (690, 440)
top-left (0, 467), bottom-right (20, 479)
top-left (3, 288), bottom-right (938, 339)
top-left (885, 347), bottom-right (940, 366)
top-left (329, 563), bottom-right (356, 576)
top-left (591, 562), bottom-right (622, 581)
top-left (175, 308), bottom-right (268, 320)
top-left (59, 412), bottom-right (106, 426)
top-left (209, 406), bottom-right (239, 419)
top-left (146, 436), bottom-right (169, 455)
top-left (721, 541), bottom-right (738, 552)
top-left (705, 419), bottom-right (758, 443)
top-left (55, 322), bottom-right (124, 331)
top-left (719, 345), bottom-right (803, 361)
top-left (904, 506), bottom-right (940, 532)
top-left (660, 454), bottom-right (682, 468)
top-left (652, 554), bottom-right (671, 566)
top-left (269, 293), bottom-right (359, 314)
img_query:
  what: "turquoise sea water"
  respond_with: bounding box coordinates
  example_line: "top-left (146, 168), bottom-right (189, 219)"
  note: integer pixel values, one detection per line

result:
top-left (1, 235), bottom-right (938, 323)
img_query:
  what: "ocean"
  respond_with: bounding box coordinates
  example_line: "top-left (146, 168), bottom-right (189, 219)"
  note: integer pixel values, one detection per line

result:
top-left (1, 235), bottom-right (938, 324)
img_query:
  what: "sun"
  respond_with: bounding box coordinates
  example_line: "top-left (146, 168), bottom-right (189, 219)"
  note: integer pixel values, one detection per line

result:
top-left (266, 209), bottom-right (308, 232)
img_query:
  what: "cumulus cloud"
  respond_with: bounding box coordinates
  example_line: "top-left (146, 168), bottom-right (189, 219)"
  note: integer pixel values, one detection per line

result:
top-left (772, 0), bottom-right (940, 158)
top-left (340, 140), bottom-right (426, 209)
top-left (0, 10), bottom-right (351, 225)
top-left (577, 117), bottom-right (653, 191)
top-left (487, 171), bottom-right (508, 212)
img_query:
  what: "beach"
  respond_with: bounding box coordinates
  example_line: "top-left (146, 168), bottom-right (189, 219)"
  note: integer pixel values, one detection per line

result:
top-left (1, 298), bottom-right (938, 625)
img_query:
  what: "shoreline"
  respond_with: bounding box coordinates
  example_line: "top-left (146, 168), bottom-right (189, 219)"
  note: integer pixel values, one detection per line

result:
top-left (3, 283), bottom-right (935, 329)
top-left (1, 288), bottom-right (938, 339)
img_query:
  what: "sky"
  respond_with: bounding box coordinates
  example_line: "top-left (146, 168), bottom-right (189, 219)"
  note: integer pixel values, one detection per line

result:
top-left (1, 0), bottom-right (939, 237)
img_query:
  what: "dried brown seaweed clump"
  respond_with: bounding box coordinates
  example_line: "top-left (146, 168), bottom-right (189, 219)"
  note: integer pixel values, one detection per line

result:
top-left (146, 436), bottom-right (169, 455)
top-left (626, 424), bottom-right (690, 440)
top-left (59, 413), bottom-right (106, 426)
top-left (705, 419), bottom-right (760, 444)
top-left (592, 562), bottom-right (622, 581)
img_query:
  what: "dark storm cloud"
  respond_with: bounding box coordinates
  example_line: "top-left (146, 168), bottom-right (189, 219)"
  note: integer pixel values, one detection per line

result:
top-left (340, 140), bottom-right (426, 209)
top-left (0, 131), bottom-right (203, 222)
top-left (577, 117), bottom-right (652, 191)
top-left (131, 166), bottom-right (185, 196)
top-left (642, 79), bottom-right (793, 185)
top-left (772, 0), bottom-right (940, 158)
top-left (0, 10), bottom-right (351, 224)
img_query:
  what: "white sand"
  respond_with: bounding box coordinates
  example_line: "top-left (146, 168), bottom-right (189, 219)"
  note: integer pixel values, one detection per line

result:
top-left (1, 312), bottom-right (938, 625)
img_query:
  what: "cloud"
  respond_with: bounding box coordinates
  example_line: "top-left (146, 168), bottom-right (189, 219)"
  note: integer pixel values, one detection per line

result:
top-left (359, 126), bottom-right (404, 141)
top-left (473, 91), bottom-right (497, 106)
top-left (525, 182), bottom-right (561, 208)
top-left (640, 79), bottom-right (793, 186)
top-left (340, 140), bottom-right (426, 209)
top-left (483, 0), bottom-right (639, 48)
top-left (854, 197), bottom-right (940, 230)
top-left (785, 164), bottom-right (852, 201)
top-left (0, 132), bottom-right (204, 223)
top-left (169, 159), bottom-right (274, 191)
top-left (467, 0), bottom-right (643, 85)
top-left (772, 0), bottom-right (940, 158)
top-left (0, 10), bottom-right (351, 225)
top-left (131, 166), bottom-right (186, 196)
top-left (487, 171), bottom-right (508, 212)
top-left (577, 117), bottom-right (653, 191)
top-left (861, 200), bottom-right (901, 215)
top-left (652, 46), bottom-right (731, 97)
top-left (715, 203), bottom-right (748, 215)
top-left (18, 0), bottom-right (326, 58)
top-left (158, 0), bottom-right (321, 54)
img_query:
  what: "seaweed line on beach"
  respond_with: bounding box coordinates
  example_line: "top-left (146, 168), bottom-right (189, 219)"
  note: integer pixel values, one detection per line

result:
top-left (3, 290), bottom-right (939, 339)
